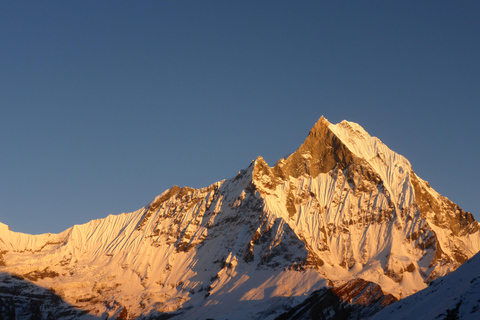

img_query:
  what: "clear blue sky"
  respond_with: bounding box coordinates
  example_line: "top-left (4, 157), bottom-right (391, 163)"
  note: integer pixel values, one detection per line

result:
top-left (1, 1), bottom-right (479, 234)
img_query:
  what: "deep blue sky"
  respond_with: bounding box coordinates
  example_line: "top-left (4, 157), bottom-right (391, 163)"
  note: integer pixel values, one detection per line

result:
top-left (1, 1), bottom-right (479, 234)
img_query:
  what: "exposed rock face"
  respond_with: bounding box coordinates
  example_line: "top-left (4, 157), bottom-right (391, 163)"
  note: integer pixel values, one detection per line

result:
top-left (0, 117), bottom-right (478, 319)
top-left (274, 117), bottom-right (356, 178)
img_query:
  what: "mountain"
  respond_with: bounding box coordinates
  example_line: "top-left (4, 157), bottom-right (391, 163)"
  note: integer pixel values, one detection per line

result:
top-left (369, 251), bottom-right (480, 320)
top-left (0, 117), bottom-right (478, 319)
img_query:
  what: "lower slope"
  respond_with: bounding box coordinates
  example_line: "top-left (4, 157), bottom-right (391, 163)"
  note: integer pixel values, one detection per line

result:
top-left (0, 272), bottom-right (99, 320)
top-left (369, 251), bottom-right (480, 320)
top-left (275, 278), bottom-right (397, 320)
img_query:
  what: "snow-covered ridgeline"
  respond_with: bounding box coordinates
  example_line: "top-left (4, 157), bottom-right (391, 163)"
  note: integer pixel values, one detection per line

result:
top-left (0, 222), bottom-right (69, 252)
top-left (329, 120), bottom-right (413, 209)
top-left (0, 167), bottom-right (327, 318)
top-left (0, 117), bottom-right (479, 319)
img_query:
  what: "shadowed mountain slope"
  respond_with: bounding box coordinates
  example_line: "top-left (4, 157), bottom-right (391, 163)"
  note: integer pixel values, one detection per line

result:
top-left (369, 251), bottom-right (480, 320)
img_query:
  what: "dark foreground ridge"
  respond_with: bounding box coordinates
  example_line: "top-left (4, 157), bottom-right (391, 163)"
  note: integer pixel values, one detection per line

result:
top-left (0, 272), bottom-right (182, 320)
top-left (275, 278), bottom-right (397, 320)
top-left (0, 272), bottom-right (94, 320)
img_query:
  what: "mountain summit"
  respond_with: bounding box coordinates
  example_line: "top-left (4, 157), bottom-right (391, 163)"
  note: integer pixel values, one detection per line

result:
top-left (1, 117), bottom-right (478, 319)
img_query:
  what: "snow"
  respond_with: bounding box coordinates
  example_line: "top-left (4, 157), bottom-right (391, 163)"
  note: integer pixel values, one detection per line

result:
top-left (329, 120), bottom-right (413, 210)
top-left (369, 252), bottom-right (480, 320)
top-left (0, 117), bottom-right (478, 319)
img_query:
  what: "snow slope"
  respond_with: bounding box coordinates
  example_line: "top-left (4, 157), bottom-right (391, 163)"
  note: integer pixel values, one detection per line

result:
top-left (0, 117), bottom-right (478, 319)
top-left (369, 251), bottom-right (480, 320)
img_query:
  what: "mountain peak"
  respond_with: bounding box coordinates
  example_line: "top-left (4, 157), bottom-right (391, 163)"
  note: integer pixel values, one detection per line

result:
top-left (308, 115), bottom-right (330, 136)
top-left (273, 116), bottom-right (359, 179)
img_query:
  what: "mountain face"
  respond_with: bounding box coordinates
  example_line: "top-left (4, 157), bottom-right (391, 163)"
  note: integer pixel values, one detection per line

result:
top-left (0, 117), bottom-right (479, 319)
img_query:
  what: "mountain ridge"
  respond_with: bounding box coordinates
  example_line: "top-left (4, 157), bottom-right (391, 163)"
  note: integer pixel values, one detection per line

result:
top-left (0, 117), bottom-right (478, 319)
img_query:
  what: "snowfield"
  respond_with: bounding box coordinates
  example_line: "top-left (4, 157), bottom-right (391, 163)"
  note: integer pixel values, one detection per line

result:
top-left (369, 251), bottom-right (480, 320)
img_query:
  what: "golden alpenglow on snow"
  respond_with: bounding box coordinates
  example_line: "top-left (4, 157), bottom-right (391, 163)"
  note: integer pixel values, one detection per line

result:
top-left (1, 118), bottom-right (479, 319)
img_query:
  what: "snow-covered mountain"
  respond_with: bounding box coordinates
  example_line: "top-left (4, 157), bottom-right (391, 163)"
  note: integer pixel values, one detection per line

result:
top-left (1, 117), bottom-right (478, 319)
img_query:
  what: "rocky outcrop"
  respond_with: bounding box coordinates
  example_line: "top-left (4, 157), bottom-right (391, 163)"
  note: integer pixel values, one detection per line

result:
top-left (274, 278), bottom-right (397, 320)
